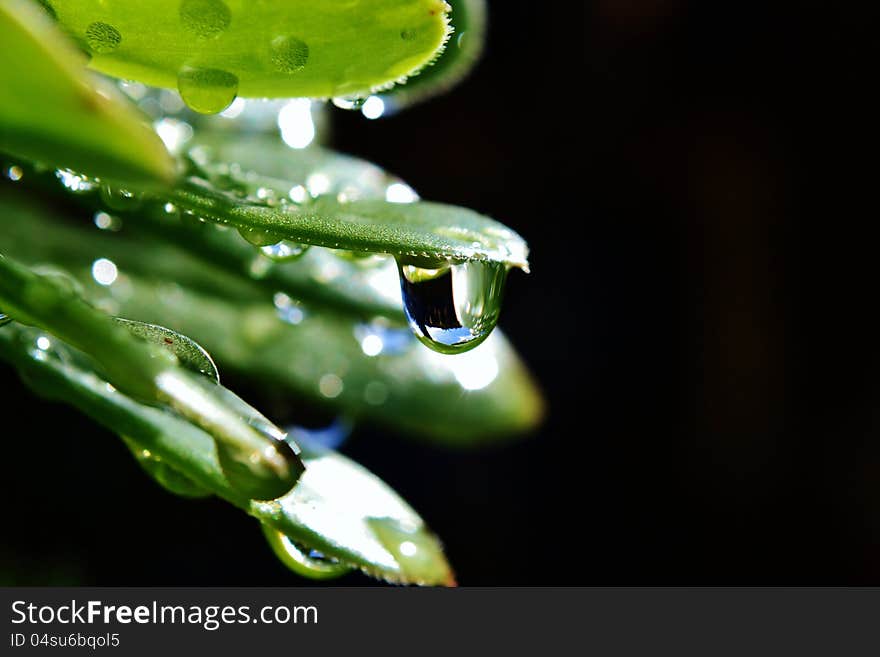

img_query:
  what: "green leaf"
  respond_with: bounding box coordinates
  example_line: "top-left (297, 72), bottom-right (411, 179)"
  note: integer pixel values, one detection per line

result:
top-left (48, 0), bottom-right (453, 111)
top-left (0, 193), bottom-right (544, 443)
top-left (0, 323), bottom-right (455, 585)
top-left (255, 437), bottom-right (455, 585)
top-left (0, 252), bottom-right (304, 499)
top-left (380, 0), bottom-right (486, 111)
top-left (170, 179), bottom-right (530, 269)
top-left (0, 0), bottom-right (175, 184)
top-left (141, 135), bottom-right (529, 269)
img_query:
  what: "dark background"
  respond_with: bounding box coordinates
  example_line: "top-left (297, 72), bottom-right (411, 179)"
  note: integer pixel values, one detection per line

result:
top-left (3, 0), bottom-right (879, 584)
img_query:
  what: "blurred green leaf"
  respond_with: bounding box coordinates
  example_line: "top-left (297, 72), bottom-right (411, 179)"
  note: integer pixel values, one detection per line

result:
top-left (0, 252), bottom-right (303, 500)
top-left (0, 0), bottom-right (175, 184)
top-left (0, 323), bottom-right (454, 585)
top-left (48, 0), bottom-right (452, 111)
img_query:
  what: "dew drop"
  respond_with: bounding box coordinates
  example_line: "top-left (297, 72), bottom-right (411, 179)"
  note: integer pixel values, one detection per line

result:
top-left (216, 438), bottom-right (301, 502)
top-left (262, 525), bottom-right (351, 580)
top-left (179, 0), bottom-right (231, 40)
top-left (85, 21), bottom-right (121, 53)
top-left (238, 226), bottom-right (283, 247)
top-left (5, 165), bottom-right (23, 181)
top-left (0, 313), bottom-right (11, 328)
top-left (124, 436), bottom-right (211, 498)
top-left (396, 259), bottom-right (507, 354)
top-left (261, 241), bottom-right (310, 262)
top-left (270, 35), bottom-right (309, 73)
top-left (177, 67), bottom-right (238, 114)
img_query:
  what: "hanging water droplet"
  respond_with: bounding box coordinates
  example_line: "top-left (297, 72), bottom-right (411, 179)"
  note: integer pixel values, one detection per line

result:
top-left (260, 241), bottom-right (309, 262)
top-left (396, 259), bottom-right (507, 354)
top-left (85, 22), bottom-right (121, 53)
top-left (262, 525), bottom-right (351, 580)
top-left (270, 35), bottom-right (309, 73)
top-left (177, 67), bottom-right (238, 114)
top-left (331, 96), bottom-right (366, 111)
top-left (5, 165), bottom-right (23, 181)
top-left (179, 0), bottom-right (231, 40)
top-left (238, 227), bottom-right (283, 247)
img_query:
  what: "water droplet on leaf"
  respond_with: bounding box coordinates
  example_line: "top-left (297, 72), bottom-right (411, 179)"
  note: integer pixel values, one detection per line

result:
top-left (261, 241), bottom-right (309, 262)
top-left (177, 67), bottom-right (238, 114)
top-left (123, 436), bottom-right (211, 498)
top-left (179, 0), bottom-right (231, 39)
top-left (270, 35), bottom-right (309, 73)
top-left (85, 22), bottom-right (121, 53)
top-left (262, 525), bottom-right (351, 580)
top-left (216, 432), bottom-right (302, 501)
top-left (0, 313), bottom-right (11, 328)
top-left (367, 517), bottom-right (453, 585)
top-left (238, 227), bottom-right (283, 247)
top-left (396, 259), bottom-right (507, 354)
top-left (331, 96), bottom-right (366, 111)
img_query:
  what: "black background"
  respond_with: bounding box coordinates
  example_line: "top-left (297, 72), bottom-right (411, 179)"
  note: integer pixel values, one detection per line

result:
top-left (3, 1), bottom-right (880, 585)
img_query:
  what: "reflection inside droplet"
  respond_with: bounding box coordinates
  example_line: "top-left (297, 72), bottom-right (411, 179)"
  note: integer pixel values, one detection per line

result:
top-left (396, 259), bottom-right (507, 354)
